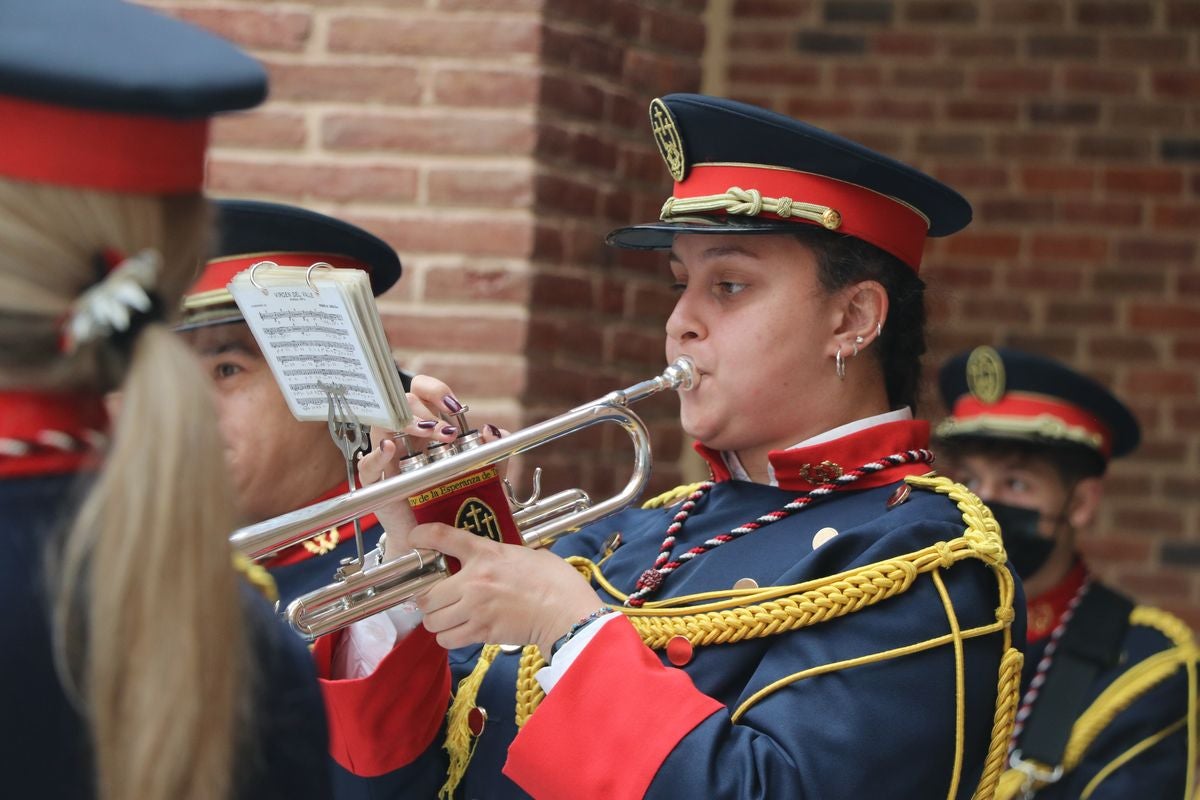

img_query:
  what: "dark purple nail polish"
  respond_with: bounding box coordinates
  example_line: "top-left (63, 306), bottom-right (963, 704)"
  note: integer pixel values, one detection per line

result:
top-left (416, 419), bottom-right (438, 430)
top-left (443, 394), bottom-right (463, 413)
top-left (441, 425), bottom-right (458, 436)
top-left (486, 423), bottom-right (501, 438)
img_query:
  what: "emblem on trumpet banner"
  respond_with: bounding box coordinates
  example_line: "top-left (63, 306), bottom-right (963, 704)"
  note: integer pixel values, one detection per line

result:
top-left (456, 498), bottom-right (503, 543)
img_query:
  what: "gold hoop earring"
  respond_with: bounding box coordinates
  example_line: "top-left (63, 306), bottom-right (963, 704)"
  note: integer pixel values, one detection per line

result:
top-left (835, 347), bottom-right (846, 380)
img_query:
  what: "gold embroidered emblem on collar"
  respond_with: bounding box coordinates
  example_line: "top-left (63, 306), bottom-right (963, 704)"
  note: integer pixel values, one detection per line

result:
top-left (650, 98), bottom-right (686, 182)
top-left (302, 528), bottom-right (340, 555)
top-left (967, 345), bottom-right (1005, 404)
top-left (799, 460), bottom-right (843, 484)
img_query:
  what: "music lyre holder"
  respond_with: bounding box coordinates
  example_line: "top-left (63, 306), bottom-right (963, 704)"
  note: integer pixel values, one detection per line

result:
top-left (320, 382), bottom-right (371, 577)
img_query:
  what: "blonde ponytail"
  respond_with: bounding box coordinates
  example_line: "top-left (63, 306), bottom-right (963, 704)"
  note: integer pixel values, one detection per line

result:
top-left (0, 178), bottom-right (249, 800)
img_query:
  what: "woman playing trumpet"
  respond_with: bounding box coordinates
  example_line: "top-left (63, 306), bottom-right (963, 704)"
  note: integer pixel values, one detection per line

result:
top-left (319, 94), bottom-right (1023, 799)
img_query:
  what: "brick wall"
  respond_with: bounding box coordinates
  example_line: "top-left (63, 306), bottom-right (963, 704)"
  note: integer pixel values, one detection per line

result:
top-left (719, 0), bottom-right (1200, 627)
top-left (153, 0), bottom-right (1199, 627)
top-left (147, 0), bottom-right (705, 500)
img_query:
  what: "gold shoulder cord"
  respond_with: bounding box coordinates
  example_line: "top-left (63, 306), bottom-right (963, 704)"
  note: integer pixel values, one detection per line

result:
top-left (232, 552), bottom-right (278, 605)
top-left (996, 606), bottom-right (1199, 800)
top-left (447, 477), bottom-right (1022, 800)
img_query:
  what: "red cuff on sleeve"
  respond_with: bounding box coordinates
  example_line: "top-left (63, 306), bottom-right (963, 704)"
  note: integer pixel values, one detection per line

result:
top-left (314, 626), bottom-right (451, 777)
top-left (503, 616), bottom-right (722, 798)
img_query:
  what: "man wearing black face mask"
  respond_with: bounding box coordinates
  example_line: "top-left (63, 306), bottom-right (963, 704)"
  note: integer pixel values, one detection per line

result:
top-left (935, 346), bottom-right (1197, 800)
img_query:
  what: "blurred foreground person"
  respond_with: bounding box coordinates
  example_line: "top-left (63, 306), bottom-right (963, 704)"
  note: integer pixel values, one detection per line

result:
top-left (0, 3), bottom-right (329, 798)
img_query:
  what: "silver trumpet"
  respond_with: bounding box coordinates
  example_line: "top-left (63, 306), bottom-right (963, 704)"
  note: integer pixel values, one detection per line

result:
top-left (230, 357), bottom-right (698, 640)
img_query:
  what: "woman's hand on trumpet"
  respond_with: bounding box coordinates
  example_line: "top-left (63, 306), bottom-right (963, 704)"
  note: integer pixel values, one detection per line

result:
top-left (357, 374), bottom-right (507, 557)
top-left (407, 522), bottom-right (608, 659)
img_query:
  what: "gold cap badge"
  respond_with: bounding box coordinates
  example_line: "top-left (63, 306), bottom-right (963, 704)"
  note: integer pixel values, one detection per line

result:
top-left (966, 345), bottom-right (1005, 404)
top-left (650, 98), bottom-right (686, 182)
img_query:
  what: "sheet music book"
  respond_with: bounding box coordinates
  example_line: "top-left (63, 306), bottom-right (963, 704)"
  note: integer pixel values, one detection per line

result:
top-left (228, 263), bottom-right (411, 430)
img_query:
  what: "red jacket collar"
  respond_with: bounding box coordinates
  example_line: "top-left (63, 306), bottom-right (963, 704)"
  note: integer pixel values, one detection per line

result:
top-left (0, 391), bottom-right (107, 478)
top-left (1026, 559), bottom-right (1089, 644)
top-left (693, 419), bottom-right (933, 492)
top-left (263, 481), bottom-right (381, 568)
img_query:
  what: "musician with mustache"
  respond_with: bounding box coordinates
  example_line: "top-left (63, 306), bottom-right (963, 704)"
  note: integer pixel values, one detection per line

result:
top-left (315, 95), bottom-right (1025, 799)
top-left (934, 347), bottom-right (1196, 799)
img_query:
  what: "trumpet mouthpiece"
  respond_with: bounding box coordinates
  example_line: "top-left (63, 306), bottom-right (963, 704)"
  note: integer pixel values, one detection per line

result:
top-left (666, 356), bottom-right (699, 392)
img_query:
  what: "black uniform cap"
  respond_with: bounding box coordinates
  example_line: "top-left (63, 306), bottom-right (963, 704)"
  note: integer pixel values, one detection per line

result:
top-left (607, 94), bottom-right (972, 271)
top-left (0, 0), bottom-right (267, 192)
top-left (180, 200), bottom-right (402, 330)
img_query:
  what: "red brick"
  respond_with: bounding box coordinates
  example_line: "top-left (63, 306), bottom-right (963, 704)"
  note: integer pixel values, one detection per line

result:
top-left (974, 67), bottom-right (1053, 94)
top-left (1004, 266), bottom-right (1084, 291)
top-left (1153, 70), bottom-right (1200, 99)
top-left (366, 215), bottom-right (535, 258)
top-left (1113, 507), bottom-right (1185, 534)
top-left (266, 63), bottom-right (421, 104)
top-left (733, 0), bottom-right (808, 17)
top-left (428, 168), bottom-right (535, 209)
top-left (944, 232), bottom-right (1022, 260)
top-left (541, 28), bottom-right (623, 77)
top-left (1179, 274), bottom-right (1200, 295)
top-left (1093, 268), bottom-right (1168, 295)
top-left (1111, 569), bottom-right (1191, 597)
top-left (646, 7), bottom-right (707, 54)
top-left (932, 165), bottom-right (1011, 190)
top-left (433, 68), bottom-right (540, 108)
top-left (1075, 1), bottom-right (1154, 26)
top-left (1075, 135), bottom-right (1152, 161)
top-left (1020, 167), bottom-right (1096, 193)
top-left (1077, 535), bottom-right (1152, 564)
top-left (1167, 1), bottom-right (1200, 26)
top-left (946, 99), bottom-right (1021, 123)
top-left (1058, 200), bottom-right (1142, 227)
top-left (1063, 67), bottom-right (1140, 96)
top-left (538, 75), bottom-right (606, 121)
top-left (163, 6), bottom-right (310, 51)
top-left (1103, 168), bottom-right (1185, 195)
top-left (961, 297), bottom-right (1034, 324)
top-left (1114, 237), bottom-right (1196, 264)
top-left (210, 111), bottom-right (307, 150)
top-left (1006, 334), bottom-right (1077, 361)
top-left (991, 1), bottom-right (1066, 25)
top-left (423, 265), bottom-right (532, 304)
top-left (994, 132), bottom-right (1070, 159)
top-left (891, 66), bottom-right (965, 92)
top-left (729, 30), bottom-right (792, 50)
top-left (1028, 34), bottom-right (1099, 59)
top-left (329, 16), bottom-right (539, 57)
top-left (1127, 369), bottom-right (1199, 396)
top-left (1030, 233), bottom-right (1108, 261)
top-left (727, 63), bottom-right (823, 87)
top-left (207, 161), bottom-right (418, 204)
top-left (871, 32), bottom-right (939, 57)
top-left (1105, 35), bottom-right (1190, 61)
top-left (916, 133), bottom-right (985, 158)
top-left (945, 34), bottom-right (1019, 58)
top-left (920, 263), bottom-right (997, 289)
top-left (1172, 404), bottom-right (1200, 431)
top-left (1045, 300), bottom-right (1115, 325)
top-left (323, 113), bottom-right (536, 156)
top-left (1086, 336), bottom-right (1160, 361)
top-left (1029, 101), bottom-right (1101, 126)
top-left (782, 97), bottom-right (857, 120)
top-left (864, 97), bottom-right (937, 122)
top-left (384, 311), bottom-right (527, 354)
top-left (833, 65), bottom-right (884, 89)
top-left (1174, 339), bottom-right (1200, 361)
top-left (1130, 302), bottom-right (1200, 331)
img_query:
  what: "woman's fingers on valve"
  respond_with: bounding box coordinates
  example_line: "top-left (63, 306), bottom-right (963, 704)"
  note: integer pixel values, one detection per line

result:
top-left (405, 374), bottom-right (467, 440)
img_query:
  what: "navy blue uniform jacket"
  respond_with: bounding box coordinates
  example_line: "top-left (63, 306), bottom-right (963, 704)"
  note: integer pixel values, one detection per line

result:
top-left (317, 420), bottom-right (1024, 798)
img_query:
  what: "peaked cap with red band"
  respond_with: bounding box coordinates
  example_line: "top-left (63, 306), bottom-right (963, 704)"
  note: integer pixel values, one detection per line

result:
top-left (935, 346), bottom-right (1140, 474)
top-left (606, 94), bottom-right (972, 271)
top-left (180, 199), bottom-right (402, 330)
top-left (0, 0), bottom-right (266, 193)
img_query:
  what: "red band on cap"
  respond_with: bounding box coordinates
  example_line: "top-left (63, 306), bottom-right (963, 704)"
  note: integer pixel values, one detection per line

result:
top-left (0, 94), bottom-right (208, 193)
top-left (188, 252), bottom-right (369, 298)
top-left (673, 164), bottom-right (930, 271)
top-left (951, 393), bottom-right (1113, 457)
